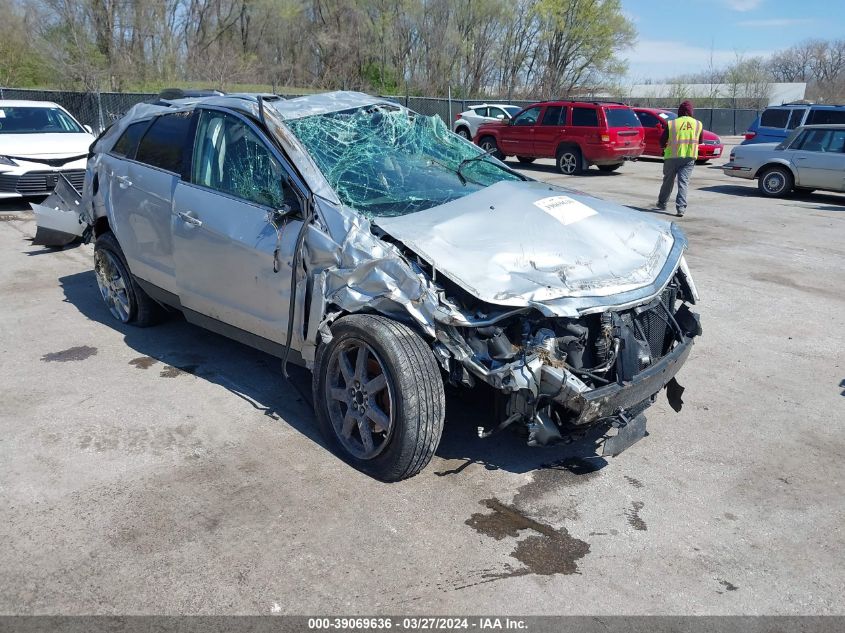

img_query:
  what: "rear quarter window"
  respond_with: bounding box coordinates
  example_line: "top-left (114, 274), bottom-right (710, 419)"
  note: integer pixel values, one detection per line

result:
top-left (806, 109), bottom-right (845, 125)
top-left (604, 108), bottom-right (641, 128)
top-left (110, 121), bottom-right (148, 158)
top-left (572, 107), bottom-right (599, 127)
top-left (136, 111), bottom-right (193, 173)
top-left (760, 108), bottom-right (790, 128)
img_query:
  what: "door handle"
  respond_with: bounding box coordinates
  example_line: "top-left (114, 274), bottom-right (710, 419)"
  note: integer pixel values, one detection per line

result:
top-left (795, 156), bottom-right (807, 160)
top-left (116, 175), bottom-right (132, 189)
top-left (177, 211), bottom-right (202, 227)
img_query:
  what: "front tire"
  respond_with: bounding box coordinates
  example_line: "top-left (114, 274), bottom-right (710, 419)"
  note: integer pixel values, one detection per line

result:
top-left (757, 166), bottom-right (793, 198)
top-left (312, 314), bottom-right (445, 482)
top-left (479, 136), bottom-right (504, 160)
top-left (556, 146), bottom-right (582, 175)
top-left (93, 231), bottom-right (160, 327)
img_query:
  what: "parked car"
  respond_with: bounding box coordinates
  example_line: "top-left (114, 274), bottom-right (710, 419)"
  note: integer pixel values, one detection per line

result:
top-left (453, 104), bottom-right (522, 139)
top-left (474, 100), bottom-right (645, 174)
top-left (0, 100), bottom-right (94, 198)
top-left (742, 103), bottom-right (845, 145)
top-left (67, 92), bottom-right (700, 481)
top-left (723, 124), bottom-right (845, 197)
top-left (633, 107), bottom-right (724, 163)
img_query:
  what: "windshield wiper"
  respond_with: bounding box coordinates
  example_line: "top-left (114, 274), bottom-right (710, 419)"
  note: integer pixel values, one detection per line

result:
top-left (456, 147), bottom-right (525, 183)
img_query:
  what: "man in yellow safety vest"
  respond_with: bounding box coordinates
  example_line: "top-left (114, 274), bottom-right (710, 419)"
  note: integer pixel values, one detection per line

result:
top-left (656, 100), bottom-right (703, 217)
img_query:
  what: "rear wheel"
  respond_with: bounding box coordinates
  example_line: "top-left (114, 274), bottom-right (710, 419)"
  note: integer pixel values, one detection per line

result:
top-left (479, 136), bottom-right (504, 160)
top-left (757, 166), bottom-right (793, 198)
top-left (556, 146), bottom-right (582, 175)
top-left (517, 156), bottom-right (535, 164)
top-left (597, 163), bottom-right (623, 172)
top-left (313, 314), bottom-right (445, 482)
top-left (455, 127), bottom-right (471, 140)
top-left (93, 232), bottom-right (160, 327)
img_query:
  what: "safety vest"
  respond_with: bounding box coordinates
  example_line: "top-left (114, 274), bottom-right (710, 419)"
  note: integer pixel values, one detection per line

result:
top-left (664, 116), bottom-right (703, 159)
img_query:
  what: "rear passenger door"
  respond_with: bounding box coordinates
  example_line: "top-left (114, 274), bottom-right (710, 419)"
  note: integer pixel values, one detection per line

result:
top-left (568, 106), bottom-right (600, 158)
top-left (790, 128), bottom-right (845, 190)
top-left (499, 106), bottom-right (541, 156)
top-left (533, 105), bottom-right (567, 157)
top-left (108, 112), bottom-right (193, 293)
top-left (171, 108), bottom-right (307, 343)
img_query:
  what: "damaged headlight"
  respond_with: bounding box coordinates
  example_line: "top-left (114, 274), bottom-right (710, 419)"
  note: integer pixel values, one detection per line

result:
top-left (0, 155), bottom-right (19, 167)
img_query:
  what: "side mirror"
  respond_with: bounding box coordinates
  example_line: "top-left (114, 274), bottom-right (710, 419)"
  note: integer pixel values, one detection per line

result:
top-left (496, 114), bottom-right (505, 120)
top-left (268, 203), bottom-right (295, 225)
top-left (83, 125), bottom-right (93, 134)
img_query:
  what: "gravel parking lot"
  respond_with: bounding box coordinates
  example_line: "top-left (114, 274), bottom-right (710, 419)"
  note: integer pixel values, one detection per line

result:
top-left (1, 140), bottom-right (843, 615)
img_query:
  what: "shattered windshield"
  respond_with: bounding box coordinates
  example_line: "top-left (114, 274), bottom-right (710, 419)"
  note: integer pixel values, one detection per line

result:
top-left (285, 105), bottom-right (523, 218)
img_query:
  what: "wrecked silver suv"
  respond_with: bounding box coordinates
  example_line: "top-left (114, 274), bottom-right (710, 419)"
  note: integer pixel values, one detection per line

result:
top-left (68, 91), bottom-right (700, 481)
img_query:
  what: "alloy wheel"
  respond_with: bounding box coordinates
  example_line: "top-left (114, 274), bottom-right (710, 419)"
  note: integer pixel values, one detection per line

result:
top-left (325, 339), bottom-right (395, 460)
top-left (763, 172), bottom-right (786, 194)
top-left (94, 250), bottom-right (132, 322)
top-left (558, 152), bottom-right (578, 174)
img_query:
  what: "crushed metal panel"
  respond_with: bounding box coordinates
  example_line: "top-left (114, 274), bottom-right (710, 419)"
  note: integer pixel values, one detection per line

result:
top-left (31, 175), bottom-right (84, 246)
top-left (376, 180), bottom-right (678, 309)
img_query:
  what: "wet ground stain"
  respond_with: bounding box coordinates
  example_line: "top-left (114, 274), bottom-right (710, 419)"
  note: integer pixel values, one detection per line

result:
top-left (41, 345), bottom-right (98, 362)
top-left (129, 356), bottom-right (157, 369)
top-left (624, 475), bottom-right (644, 489)
top-left (159, 364), bottom-right (200, 378)
top-left (626, 501), bottom-right (647, 531)
top-left (465, 498), bottom-right (590, 579)
top-left (718, 579), bottom-right (739, 593)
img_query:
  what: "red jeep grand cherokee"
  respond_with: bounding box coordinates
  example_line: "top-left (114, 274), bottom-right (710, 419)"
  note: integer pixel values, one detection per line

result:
top-left (473, 100), bottom-right (645, 174)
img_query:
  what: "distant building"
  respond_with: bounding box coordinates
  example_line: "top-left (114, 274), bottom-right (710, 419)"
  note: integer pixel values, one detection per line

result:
top-left (612, 82), bottom-right (806, 107)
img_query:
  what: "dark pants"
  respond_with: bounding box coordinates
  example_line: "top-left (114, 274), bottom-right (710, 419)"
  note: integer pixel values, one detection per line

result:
top-left (658, 157), bottom-right (695, 211)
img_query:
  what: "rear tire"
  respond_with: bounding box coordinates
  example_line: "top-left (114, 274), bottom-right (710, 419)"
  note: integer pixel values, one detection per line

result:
top-left (597, 163), bottom-right (622, 172)
top-left (455, 127), bottom-right (471, 140)
top-left (516, 156), bottom-right (535, 164)
top-left (757, 166), bottom-right (793, 198)
top-left (93, 231), bottom-right (161, 327)
top-left (479, 136), bottom-right (504, 160)
top-left (556, 146), bottom-right (582, 175)
top-left (312, 314), bottom-right (445, 482)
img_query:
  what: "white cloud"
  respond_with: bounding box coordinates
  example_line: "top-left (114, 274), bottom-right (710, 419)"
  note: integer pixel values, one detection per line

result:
top-left (737, 18), bottom-right (814, 27)
top-left (623, 39), bottom-right (773, 81)
top-left (722, 0), bottom-right (763, 11)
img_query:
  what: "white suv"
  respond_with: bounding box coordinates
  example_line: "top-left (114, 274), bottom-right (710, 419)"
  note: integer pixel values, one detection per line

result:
top-left (453, 103), bottom-right (522, 140)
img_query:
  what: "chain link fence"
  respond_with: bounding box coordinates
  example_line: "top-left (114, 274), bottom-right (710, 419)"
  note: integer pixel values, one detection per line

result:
top-left (1, 87), bottom-right (760, 136)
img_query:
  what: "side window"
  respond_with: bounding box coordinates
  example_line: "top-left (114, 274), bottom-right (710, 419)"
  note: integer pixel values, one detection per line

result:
top-left (489, 107), bottom-right (506, 119)
top-left (760, 108), bottom-right (790, 129)
top-left (827, 129), bottom-right (845, 152)
top-left (794, 128), bottom-right (832, 152)
top-left (191, 110), bottom-right (298, 209)
top-left (541, 105), bottom-right (563, 126)
top-left (136, 112), bottom-right (193, 172)
top-left (806, 109), bottom-right (845, 125)
top-left (513, 106), bottom-right (541, 126)
top-left (787, 109), bottom-right (807, 129)
top-left (473, 107), bottom-right (489, 117)
top-left (636, 111), bottom-right (660, 127)
top-left (111, 121), bottom-right (148, 158)
top-left (572, 107), bottom-right (599, 127)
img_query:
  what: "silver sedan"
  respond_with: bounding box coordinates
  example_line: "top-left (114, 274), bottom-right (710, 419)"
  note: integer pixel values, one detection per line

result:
top-left (723, 124), bottom-right (845, 197)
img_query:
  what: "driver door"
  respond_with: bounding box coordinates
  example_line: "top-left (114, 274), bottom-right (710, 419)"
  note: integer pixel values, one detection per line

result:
top-left (499, 106), bottom-right (541, 156)
top-left (172, 108), bottom-right (305, 344)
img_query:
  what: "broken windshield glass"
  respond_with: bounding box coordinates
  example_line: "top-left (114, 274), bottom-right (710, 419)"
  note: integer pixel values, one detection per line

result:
top-left (285, 106), bottom-right (523, 218)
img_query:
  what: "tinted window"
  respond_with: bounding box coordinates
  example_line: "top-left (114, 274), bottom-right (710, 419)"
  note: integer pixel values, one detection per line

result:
top-left (604, 108), bottom-right (641, 128)
top-left (806, 109), bottom-right (845, 125)
top-left (760, 108), bottom-right (790, 128)
top-left (192, 110), bottom-right (298, 209)
top-left (136, 111), bottom-right (193, 172)
top-left (0, 106), bottom-right (83, 134)
top-left (513, 106), bottom-right (541, 126)
top-left (504, 106), bottom-right (521, 117)
top-left (489, 107), bottom-right (507, 119)
top-left (636, 111), bottom-right (661, 127)
top-left (111, 121), bottom-right (148, 158)
top-left (794, 128), bottom-right (845, 153)
top-left (473, 107), bottom-right (489, 117)
top-left (572, 107), bottom-right (599, 127)
top-left (541, 105), bottom-right (563, 126)
top-left (787, 109), bottom-right (807, 129)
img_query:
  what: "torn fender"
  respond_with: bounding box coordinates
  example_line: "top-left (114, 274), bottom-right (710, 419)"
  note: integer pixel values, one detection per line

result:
top-left (31, 175), bottom-right (84, 247)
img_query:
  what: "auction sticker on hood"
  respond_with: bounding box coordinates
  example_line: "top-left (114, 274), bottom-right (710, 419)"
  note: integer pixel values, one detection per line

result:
top-left (533, 196), bottom-right (597, 225)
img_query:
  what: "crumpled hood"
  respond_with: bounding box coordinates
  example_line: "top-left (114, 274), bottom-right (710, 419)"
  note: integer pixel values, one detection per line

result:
top-left (375, 180), bottom-right (681, 308)
top-left (0, 133), bottom-right (94, 159)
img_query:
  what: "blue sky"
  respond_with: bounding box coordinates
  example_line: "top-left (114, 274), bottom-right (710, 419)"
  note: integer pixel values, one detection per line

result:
top-left (620, 0), bottom-right (845, 81)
